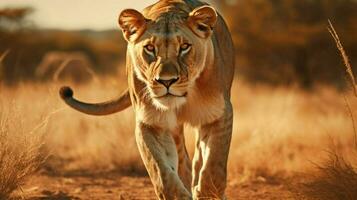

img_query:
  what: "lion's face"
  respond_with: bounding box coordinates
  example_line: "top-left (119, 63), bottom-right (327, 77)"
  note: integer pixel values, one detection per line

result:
top-left (128, 24), bottom-right (214, 110)
top-left (119, 6), bottom-right (217, 110)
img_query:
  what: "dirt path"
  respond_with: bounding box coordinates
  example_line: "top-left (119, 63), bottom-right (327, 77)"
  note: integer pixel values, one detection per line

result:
top-left (19, 173), bottom-right (295, 200)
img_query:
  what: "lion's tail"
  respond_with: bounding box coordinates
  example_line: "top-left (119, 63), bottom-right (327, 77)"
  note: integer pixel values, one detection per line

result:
top-left (59, 86), bottom-right (131, 116)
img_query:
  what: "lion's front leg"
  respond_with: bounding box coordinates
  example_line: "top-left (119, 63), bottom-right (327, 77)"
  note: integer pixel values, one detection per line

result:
top-left (192, 129), bottom-right (203, 191)
top-left (135, 122), bottom-right (192, 200)
top-left (173, 126), bottom-right (192, 191)
top-left (192, 102), bottom-right (233, 200)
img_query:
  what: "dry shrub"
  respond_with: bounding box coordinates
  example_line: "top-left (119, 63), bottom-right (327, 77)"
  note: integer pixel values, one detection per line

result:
top-left (0, 104), bottom-right (46, 199)
top-left (297, 151), bottom-right (357, 200)
top-left (295, 22), bottom-right (357, 200)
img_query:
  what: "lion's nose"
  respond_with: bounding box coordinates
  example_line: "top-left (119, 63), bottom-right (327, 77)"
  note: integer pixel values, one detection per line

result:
top-left (155, 77), bottom-right (179, 88)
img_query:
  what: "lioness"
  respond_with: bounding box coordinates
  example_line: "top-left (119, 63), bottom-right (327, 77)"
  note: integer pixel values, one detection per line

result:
top-left (60, 0), bottom-right (234, 199)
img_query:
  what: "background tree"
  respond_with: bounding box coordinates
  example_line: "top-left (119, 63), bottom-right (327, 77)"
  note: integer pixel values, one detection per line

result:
top-left (0, 7), bottom-right (33, 31)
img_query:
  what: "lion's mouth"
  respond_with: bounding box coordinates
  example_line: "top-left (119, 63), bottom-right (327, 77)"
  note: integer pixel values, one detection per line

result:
top-left (150, 91), bottom-right (188, 109)
top-left (155, 92), bottom-right (187, 98)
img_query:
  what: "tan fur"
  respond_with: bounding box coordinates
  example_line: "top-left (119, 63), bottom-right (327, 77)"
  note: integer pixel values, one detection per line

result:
top-left (59, 0), bottom-right (234, 199)
top-left (125, 1), bottom-right (235, 198)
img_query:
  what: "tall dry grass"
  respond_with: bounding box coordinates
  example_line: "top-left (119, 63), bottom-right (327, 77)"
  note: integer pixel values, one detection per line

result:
top-left (2, 78), bottom-right (356, 179)
top-left (0, 101), bottom-right (46, 199)
top-left (1, 54), bottom-right (357, 199)
top-left (295, 22), bottom-right (357, 200)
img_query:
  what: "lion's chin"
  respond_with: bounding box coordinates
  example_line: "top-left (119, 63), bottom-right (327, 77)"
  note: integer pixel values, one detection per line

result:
top-left (152, 95), bottom-right (187, 111)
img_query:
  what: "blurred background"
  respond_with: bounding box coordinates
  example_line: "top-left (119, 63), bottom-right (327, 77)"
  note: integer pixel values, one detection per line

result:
top-left (1, 0), bottom-right (356, 87)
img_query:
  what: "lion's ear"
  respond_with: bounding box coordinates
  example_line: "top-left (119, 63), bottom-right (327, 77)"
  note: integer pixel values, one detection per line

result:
top-left (119, 9), bottom-right (147, 42)
top-left (188, 6), bottom-right (217, 38)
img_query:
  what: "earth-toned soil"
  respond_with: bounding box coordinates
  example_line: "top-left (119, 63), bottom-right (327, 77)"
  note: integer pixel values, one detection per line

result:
top-left (19, 173), bottom-right (295, 200)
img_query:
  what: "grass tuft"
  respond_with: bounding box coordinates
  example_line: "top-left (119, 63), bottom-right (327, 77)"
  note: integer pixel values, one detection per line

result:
top-left (297, 151), bottom-right (357, 200)
top-left (0, 106), bottom-right (46, 200)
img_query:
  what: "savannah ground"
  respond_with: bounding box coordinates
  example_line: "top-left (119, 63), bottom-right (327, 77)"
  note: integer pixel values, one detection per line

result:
top-left (1, 75), bottom-right (357, 199)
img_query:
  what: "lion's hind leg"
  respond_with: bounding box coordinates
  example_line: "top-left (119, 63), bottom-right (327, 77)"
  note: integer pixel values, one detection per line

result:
top-left (136, 122), bottom-right (192, 200)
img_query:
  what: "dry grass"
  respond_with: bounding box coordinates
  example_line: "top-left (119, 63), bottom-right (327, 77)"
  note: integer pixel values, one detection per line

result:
top-left (1, 55), bottom-right (357, 199)
top-left (228, 83), bottom-right (356, 181)
top-left (0, 50), bottom-right (9, 64)
top-left (328, 20), bottom-right (357, 97)
top-left (294, 22), bottom-right (357, 200)
top-left (0, 102), bottom-right (46, 199)
top-left (1, 77), bottom-right (142, 175)
top-left (1, 78), bottom-right (356, 179)
top-left (296, 151), bottom-right (357, 200)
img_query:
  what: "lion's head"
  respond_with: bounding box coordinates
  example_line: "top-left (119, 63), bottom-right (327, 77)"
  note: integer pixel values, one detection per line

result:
top-left (118, 5), bottom-right (217, 110)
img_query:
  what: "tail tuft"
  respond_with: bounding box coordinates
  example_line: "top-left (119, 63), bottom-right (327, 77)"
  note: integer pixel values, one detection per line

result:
top-left (60, 86), bottom-right (73, 99)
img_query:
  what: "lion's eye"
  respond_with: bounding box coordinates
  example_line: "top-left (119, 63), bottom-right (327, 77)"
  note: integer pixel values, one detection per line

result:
top-left (180, 43), bottom-right (191, 54)
top-left (144, 44), bottom-right (155, 55)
